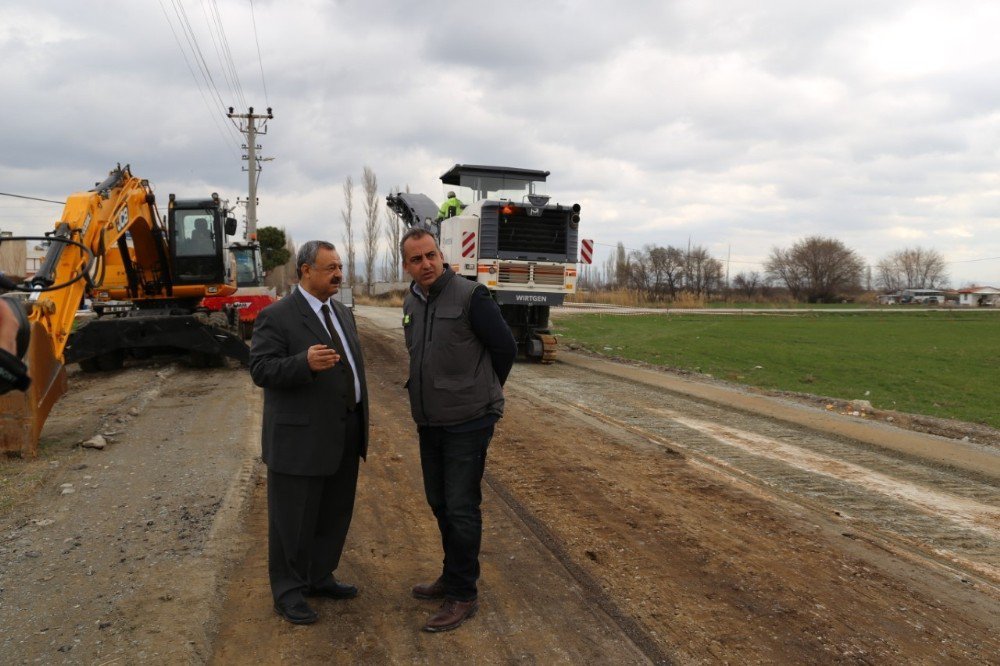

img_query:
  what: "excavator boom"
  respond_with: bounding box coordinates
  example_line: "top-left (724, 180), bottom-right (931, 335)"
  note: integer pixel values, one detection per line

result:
top-left (0, 165), bottom-right (246, 457)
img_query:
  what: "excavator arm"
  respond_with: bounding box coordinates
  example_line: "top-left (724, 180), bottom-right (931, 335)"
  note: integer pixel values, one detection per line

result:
top-left (0, 165), bottom-right (243, 457)
top-left (26, 167), bottom-right (163, 361)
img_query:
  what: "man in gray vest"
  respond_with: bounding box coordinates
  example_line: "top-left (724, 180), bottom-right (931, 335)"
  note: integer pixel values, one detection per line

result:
top-left (400, 227), bottom-right (516, 632)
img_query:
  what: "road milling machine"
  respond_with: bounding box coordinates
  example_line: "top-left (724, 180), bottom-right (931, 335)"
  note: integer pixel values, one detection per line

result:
top-left (386, 164), bottom-right (580, 362)
top-left (0, 165), bottom-right (249, 457)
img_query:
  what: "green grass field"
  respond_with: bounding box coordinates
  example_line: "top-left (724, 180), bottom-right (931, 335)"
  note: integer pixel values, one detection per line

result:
top-left (552, 310), bottom-right (1000, 428)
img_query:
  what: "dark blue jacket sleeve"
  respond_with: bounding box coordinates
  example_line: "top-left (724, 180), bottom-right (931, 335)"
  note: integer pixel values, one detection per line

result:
top-left (468, 286), bottom-right (517, 385)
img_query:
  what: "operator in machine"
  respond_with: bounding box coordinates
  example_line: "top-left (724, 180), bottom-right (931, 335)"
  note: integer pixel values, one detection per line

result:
top-left (436, 191), bottom-right (464, 221)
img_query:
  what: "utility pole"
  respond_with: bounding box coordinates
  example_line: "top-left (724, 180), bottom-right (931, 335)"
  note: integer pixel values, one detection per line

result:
top-left (227, 106), bottom-right (273, 238)
top-left (726, 244), bottom-right (731, 289)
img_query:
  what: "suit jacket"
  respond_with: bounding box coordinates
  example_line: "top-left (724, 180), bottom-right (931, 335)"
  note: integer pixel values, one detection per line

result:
top-left (249, 288), bottom-right (369, 476)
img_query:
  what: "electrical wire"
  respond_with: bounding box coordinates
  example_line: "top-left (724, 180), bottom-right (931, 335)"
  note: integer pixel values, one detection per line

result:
top-left (249, 0), bottom-right (270, 107)
top-left (200, 0), bottom-right (245, 111)
top-left (0, 192), bottom-right (64, 205)
top-left (156, 0), bottom-right (242, 159)
top-left (170, 0), bottom-right (239, 128)
top-left (204, 0), bottom-right (248, 111)
top-left (949, 255), bottom-right (1000, 264)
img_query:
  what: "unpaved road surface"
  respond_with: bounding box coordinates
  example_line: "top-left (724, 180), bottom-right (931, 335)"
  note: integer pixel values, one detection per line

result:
top-left (0, 362), bottom-right (259, 663)
top-left (2, 305), bottom-right (998, 664)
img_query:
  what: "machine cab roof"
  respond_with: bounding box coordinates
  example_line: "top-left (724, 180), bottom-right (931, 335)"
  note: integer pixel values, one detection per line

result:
top-left (441, 164), bottom-right (551, 204)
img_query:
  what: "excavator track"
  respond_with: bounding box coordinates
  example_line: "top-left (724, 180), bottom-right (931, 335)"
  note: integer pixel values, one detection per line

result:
top-left (535, 333), bottom-right (558, 364)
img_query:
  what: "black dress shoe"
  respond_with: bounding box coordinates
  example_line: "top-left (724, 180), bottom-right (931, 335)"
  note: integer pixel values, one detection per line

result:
top-left (273, 599), bottom-right (318, 625)
top-left (307, 579), bottom-right (358, 600)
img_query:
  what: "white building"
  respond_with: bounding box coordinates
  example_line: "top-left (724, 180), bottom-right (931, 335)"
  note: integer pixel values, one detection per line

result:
top-left (957, 286), bottom-right (1000, 307)
top-left (0, 237), bottom-right (47, 281)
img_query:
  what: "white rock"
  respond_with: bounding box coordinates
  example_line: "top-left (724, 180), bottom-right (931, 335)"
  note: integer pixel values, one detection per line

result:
top-left (82, 435), bottom-right (107, 450)
top-left (61, 488), bottom-right (76, 495)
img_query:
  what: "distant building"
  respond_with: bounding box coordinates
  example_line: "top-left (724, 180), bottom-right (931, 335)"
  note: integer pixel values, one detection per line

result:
top-left (0, 238), bottom-right (51, 282)
top-left (957, 286), bottom-right (1000, 307)
top-left (901, 288), bottom-right (944, 304)
top-left (0, 234), bottom-right (26, 280)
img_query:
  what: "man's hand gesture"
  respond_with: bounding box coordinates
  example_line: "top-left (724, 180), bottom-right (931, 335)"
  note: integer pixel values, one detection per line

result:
top-left (307, 344), bottom-right (340, 371)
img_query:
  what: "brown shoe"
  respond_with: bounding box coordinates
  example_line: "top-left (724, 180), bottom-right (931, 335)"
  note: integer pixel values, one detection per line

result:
top-left (422, 599), bottom-right (478, 632)
top-left (411, 577), bottom-right (445, 600)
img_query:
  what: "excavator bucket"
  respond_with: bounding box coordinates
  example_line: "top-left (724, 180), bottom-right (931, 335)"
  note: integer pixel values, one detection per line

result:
top-left (0, 321), bottom-right (67, 458)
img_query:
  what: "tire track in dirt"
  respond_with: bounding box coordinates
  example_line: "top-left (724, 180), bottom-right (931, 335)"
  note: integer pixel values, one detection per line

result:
top-left (509, 361), bottom-right (1000, 591)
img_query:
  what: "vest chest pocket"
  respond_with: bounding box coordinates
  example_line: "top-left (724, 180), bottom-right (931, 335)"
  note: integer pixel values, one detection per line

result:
top-left (430, 305), bottom-right (463, 342)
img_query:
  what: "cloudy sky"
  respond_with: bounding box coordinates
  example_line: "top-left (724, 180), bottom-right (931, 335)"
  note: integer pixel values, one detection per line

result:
top-left (2, 0), bottom-right (999, 285)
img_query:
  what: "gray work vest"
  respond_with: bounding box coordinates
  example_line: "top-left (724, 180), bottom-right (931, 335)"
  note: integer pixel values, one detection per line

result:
top-left (403, 269), bottom-right (505, 426)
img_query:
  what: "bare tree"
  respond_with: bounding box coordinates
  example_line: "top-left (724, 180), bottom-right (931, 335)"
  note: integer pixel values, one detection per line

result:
top-left (614, 242), bottom-right (629, 288)
top-left (875, 257), bottom-right (904, 293)
top-left (626, 249), bottom-right (651, 292)
top-left (628, 245), bottom-right (685, 299)
top-left (361, 166), bottom-right (380, 295)
top-left (600, 252), bottom-right (616, 290)
top-left (732, 271), bottom-right (761, 299)
top-left (765, 236), bottom-right (864, 302)
top-left (683, 245), bottom-right (724, 296)
top-left (341, 176), bottom-right (356, 287)
top-left (381, 184), bottom-right (404, 282)
top-left (876, 246), bottom-right (949, 291)
top-left (622, 244), bottom-right (726, 299)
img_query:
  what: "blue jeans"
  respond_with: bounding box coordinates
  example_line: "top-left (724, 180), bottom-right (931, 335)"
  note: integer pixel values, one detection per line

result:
top-left (418, 424), bottom-right (493, 601)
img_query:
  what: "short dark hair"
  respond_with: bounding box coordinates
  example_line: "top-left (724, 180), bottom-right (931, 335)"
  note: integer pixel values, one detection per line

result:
top-left (296, 240), bottom-right (336, 279)
top-left (399, 228), bottom-right (437, 260)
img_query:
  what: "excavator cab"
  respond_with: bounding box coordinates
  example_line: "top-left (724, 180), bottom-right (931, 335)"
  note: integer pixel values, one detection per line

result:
top-left (228, 243), bottom-right (265, 288)
top-left (168, 194), bottom-right (237, 285)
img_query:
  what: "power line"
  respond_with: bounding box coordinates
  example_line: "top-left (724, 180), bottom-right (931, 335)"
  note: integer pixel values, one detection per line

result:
top-left (204, 0), bottom-right (248, 110)
top-left (157, 0), bottom-right (242, 159)
top-left (172, 0), bottom-right (222, 105)
top-left (949, 255), bottom-right (1000, 264)
top-left (170, 0), bottom-right (236, 119)
top-left (200, 0), bottom-right (245, 111)
top-left (0, 192), bottom-right (64, 205)
top-left (249, 0), bottom-right (270, 107)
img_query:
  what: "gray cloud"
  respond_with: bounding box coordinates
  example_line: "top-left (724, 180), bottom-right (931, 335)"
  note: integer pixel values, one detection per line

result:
top-left (1, 0), bottom-right (999, 286)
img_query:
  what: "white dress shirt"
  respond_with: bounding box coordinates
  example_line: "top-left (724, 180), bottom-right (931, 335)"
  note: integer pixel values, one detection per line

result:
top-left (298, 285), bottom-right (362, 403)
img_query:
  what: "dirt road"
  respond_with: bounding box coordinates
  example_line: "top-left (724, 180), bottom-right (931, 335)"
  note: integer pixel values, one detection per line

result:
top-left (2, 305), bottom-right (998, 663)
top-left (0, 362), bottom-right (259, 663)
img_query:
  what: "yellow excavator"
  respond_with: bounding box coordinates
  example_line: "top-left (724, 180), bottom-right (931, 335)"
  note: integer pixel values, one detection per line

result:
top-left (0, 165), bottom-right (249, 457)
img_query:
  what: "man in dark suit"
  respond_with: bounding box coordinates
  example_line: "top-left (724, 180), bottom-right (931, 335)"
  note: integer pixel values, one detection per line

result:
top-left (249, 240), bottom-right (368, 625)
